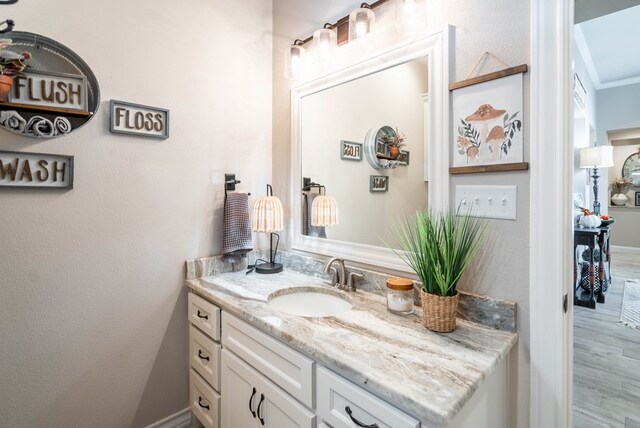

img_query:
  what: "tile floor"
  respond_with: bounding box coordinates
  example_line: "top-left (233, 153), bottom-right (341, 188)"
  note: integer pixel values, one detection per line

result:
top-left (573, 251), bottom-right (640, 428)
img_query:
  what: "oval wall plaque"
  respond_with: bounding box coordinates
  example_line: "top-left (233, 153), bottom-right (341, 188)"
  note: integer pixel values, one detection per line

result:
top-left (0, 31), bottom-right (100, 139)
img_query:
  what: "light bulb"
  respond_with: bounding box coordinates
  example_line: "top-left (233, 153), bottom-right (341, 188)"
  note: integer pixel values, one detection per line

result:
top-left (355, 20), bottom-right (368, 37)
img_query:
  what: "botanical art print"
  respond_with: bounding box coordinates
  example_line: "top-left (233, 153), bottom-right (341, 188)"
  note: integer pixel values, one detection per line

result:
top-left (452, 73), bottom-right (524, 166)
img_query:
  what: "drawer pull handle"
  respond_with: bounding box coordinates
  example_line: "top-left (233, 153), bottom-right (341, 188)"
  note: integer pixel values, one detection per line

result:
top-left (345, 406), bottom-right (379, 428)
top-left (196, 310), bottom-right (209, 320)
top-left (198, 396), bottom-right (210, 411)
top-left (197, 350), bottom-right (210, 362)
top-left (257, 393), bottom-right (265, 426)
top-left (248, 387), bottom-right (257, 417)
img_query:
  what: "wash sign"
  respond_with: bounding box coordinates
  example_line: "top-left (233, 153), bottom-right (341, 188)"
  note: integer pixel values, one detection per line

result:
top-left (10, 70), bottom-right (88, 113)
top-left (0, 150), bottom-right (74, 189)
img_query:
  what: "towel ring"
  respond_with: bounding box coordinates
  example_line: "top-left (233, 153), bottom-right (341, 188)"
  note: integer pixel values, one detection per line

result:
top-left (225, 173), bottom-right (251, 196)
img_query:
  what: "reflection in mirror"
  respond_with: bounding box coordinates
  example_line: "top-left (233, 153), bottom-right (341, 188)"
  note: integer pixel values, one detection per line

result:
top-left (301, 57), bottom-right (428, 249)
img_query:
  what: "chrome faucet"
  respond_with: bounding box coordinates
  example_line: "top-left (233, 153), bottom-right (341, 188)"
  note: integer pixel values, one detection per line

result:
top-left (322, 257), bottom-right (364, 292)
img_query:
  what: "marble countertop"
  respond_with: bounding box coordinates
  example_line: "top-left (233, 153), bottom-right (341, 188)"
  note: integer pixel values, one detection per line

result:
top-left (186, 269), bottom-right (517, 426)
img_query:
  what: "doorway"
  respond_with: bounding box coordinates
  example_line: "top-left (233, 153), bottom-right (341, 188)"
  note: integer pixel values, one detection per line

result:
top-left (571, 3), bottom-right (640, 427)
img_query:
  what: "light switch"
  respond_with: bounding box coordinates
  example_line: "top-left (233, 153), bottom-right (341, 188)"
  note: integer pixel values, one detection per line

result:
top-left (454, 185), bottom-right (517, 220)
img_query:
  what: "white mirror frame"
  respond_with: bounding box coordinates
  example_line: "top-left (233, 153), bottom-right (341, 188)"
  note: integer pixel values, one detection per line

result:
top-left (289, 28), bottom-right (451, 273)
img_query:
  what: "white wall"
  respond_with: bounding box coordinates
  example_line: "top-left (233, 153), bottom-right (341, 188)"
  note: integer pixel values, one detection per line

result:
top-left (301, 59), bottom-right (427, 247)
top-left (597, 83), bottom-right (640, 247)
top-left (573, 38), bottom-right (598, 205)
top-left (0, 1), bottom-right (272, 427)
top-left (273, 1), bottom-right (530, 427)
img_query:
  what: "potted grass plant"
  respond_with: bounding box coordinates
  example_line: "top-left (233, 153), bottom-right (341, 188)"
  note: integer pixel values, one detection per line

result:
top-left (389, 209), bottom-right (487, 332)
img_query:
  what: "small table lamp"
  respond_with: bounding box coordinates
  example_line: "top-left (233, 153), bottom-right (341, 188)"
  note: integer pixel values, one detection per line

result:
top-left (251, 184), bottom-right (284, 274)
top-left (579, 146), bottom-right (614, 216)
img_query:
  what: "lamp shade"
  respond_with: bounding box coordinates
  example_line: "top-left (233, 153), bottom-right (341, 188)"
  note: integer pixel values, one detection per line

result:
top-left (349, 4), bottom-right (375, 41)
top-left (313, 25), bottom-right (337, 53)
top-left (285, 40), bottom-right (306, 80)
top-left (395, 0), bottom-right (426, 35)
top-left (579, 146), bottom-right (614, 168)
top-left (251, 195), bottom-right (284, 233)
top-left (311, 195), bottom-right (339, 227)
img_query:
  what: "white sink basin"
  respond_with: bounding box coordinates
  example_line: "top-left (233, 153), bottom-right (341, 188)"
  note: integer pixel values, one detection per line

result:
top-left (267, 287), bottom-right (352, 318)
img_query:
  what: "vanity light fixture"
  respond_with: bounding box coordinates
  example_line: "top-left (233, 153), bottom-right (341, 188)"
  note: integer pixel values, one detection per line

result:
top-left (395, 0), bottom-right (426, 35)
top-left (285, 39), bottom-right (306, 80)
top-left (251, 184), bottom-right (284, 274)
top-left (349, 3), bottom-right (376, 42)
top-left (579, 145), bottom-right (614, 216)
top-left (313, 23), bottom-right (337, 56)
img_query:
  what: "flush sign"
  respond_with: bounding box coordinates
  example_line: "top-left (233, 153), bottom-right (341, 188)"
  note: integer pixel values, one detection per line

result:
top-left (0, 150), bottom-right (74, 189)
top-left (10, 69), bottom-right (89, 113)
top-left (109, 100), bottom-right (169, 139)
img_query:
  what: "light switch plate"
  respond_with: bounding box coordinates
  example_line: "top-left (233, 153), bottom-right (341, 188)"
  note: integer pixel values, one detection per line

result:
top-left (454, 185), bottom-right (517, 220)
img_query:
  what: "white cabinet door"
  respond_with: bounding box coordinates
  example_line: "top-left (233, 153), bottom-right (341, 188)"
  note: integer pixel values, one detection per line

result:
top-left (260, 374), bottom-right (315, 428)
top-left (221, 349), bottom-right (260, 428)
top-left (222, 348), bottom-right (315, 428)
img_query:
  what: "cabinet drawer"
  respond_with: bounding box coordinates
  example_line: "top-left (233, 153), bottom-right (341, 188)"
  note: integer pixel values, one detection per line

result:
top-left (221, 312), bottom-right (314, 408)
top-left (317, 366), bottom-right (420, 428)
top-left (190, 325), bottom-right (221, 391)
top-left (189, 292), bottom-right (221, 341)
top-left (190, 369), bottom-right (221, 428)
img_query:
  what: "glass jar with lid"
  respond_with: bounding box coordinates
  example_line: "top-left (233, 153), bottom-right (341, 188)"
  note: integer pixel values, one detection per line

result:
top-left (386, 277), bottom-right (414, 315)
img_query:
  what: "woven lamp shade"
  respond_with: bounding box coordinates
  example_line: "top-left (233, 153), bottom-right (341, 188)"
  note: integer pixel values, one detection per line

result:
top-left (251, 196), bottom-right (284, 233)
top-left (311, 195), bottom-right (339, 227)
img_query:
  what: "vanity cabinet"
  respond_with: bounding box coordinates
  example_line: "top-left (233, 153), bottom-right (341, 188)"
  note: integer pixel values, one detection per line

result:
top-left (188, 293), bottom-right (222, 428)
top-left (221, 348), bottom-right (315, 428)
top-left (188, 289), bottom-right (508, 428)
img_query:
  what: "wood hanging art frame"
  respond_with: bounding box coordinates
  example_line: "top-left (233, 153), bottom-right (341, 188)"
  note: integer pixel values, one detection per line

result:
top-left (449, 64), bottom-right (529, 174)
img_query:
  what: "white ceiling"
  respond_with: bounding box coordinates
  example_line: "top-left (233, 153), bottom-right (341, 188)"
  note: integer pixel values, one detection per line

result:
top-left (576, 5), bottom-right (640, 89)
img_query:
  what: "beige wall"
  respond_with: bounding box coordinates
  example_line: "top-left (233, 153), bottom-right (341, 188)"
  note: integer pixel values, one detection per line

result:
top-left (273, 1), bottom-right (530, 427)
top-left (0, 1), bottom-right (272, 427)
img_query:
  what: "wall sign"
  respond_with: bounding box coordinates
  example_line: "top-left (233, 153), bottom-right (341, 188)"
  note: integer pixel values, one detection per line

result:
top-left (370, 175), bottom-right (389, 192)
top-left (0, 150), bottom-right (74, 189)
top-left (110, 100), bottom-right (169, 139)
top-left (340, 140), bottom-right (362, 161)
top-left (9, 70), bottom-right (89, 113)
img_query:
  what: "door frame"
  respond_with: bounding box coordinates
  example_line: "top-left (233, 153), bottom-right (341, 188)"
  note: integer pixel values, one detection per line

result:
top-left (530, 0), bottom-right (574, 427)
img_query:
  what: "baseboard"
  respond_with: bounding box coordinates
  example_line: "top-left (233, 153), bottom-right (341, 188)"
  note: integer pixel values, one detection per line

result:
top-left (611, 245), bottom-right (640, 255)
top-left (145, 408), bottom-right (192, 428)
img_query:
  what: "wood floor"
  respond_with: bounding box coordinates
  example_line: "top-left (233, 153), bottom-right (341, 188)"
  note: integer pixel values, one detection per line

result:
top-left (573, 251), bottom-right (640, 428)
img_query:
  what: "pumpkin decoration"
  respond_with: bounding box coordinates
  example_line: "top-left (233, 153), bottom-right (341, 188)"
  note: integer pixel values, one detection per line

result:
top-left (579, 215), bottom-right (601, 228)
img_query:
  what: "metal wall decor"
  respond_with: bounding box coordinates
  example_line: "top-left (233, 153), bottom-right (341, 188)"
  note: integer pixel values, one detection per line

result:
top-left (109, 100), bottom-right (169, 139)
top-left (0, 31), bottom-right (100, 138)
top-left (0, 150), bottom-right (73, 189)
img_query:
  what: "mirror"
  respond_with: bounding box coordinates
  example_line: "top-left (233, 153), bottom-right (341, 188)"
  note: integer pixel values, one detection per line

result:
top-left (301, 57), bottom-right (428, 248)
top-left (290, 32), bottom-right (449, 272)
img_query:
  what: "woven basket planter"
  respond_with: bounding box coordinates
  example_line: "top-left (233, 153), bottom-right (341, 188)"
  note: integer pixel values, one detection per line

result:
top-left (420, 289), bottom-right (459, 333)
